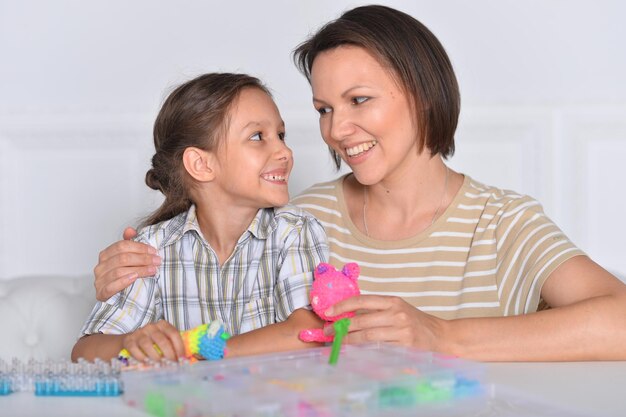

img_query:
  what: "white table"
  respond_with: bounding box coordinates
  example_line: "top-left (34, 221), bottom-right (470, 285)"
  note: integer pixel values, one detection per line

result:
top-left (485, 361), bottom-right (626, 416)
top-left (2, 361), bottom-right (625, 416)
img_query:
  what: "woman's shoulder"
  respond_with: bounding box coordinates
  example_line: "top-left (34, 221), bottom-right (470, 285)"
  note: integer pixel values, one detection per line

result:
top-left (290, 175), bottom-right (346, 219)
top-left (291, 176), bottom-right (345, 204)
top-left (461, 176), bottom-right (543, 214)
top-left (454, 176), bottom-right (555, 243)
top-left (289, 176), bottom-right (348, 229)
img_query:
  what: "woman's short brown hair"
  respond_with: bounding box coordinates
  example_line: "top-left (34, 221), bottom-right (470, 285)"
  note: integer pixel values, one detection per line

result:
top-left (293, 5), bottom-right (459, 168)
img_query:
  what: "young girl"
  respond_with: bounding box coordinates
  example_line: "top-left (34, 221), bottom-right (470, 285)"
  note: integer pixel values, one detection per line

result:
top-left (72, 73), bottom-right (328, 362)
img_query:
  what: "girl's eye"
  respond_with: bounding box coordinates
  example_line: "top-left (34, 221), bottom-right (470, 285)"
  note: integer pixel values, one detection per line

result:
top-left (316, 106), bottom-right (332, 116)
top-left (250, 132), bottom-right (263, 141)
top-left (278, 132), bottom-right (286, 141)
top-left (352, 96), bottom-right (369, 105)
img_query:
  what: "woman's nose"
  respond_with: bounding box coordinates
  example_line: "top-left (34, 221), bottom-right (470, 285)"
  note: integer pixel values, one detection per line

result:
top-left (328, 109), bottom-right (356, 143)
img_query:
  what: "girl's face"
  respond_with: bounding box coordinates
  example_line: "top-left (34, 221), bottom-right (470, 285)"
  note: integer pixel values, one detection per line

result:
top-left (310, 46), bottom-right (420, 186)
top-left (214, 88), bottom-right (293, 208)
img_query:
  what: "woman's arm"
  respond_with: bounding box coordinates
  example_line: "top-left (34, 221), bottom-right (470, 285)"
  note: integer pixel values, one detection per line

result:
top-left (326, 256), bottom-right (626, 361)
top-left (226, 309), bottom-right (324, 357)
top-left (94, 227), bottom-right (162, 301)
top-left (445, 256), bottom-right (626, 361)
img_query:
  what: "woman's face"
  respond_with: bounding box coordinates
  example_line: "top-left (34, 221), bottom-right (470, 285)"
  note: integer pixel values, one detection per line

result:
top-left (310, 45), bottom-right (419, 185)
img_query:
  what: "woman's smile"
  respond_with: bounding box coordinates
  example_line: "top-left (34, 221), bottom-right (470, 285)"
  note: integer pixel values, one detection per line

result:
top-left (346, 140), bottom-right (377, 157)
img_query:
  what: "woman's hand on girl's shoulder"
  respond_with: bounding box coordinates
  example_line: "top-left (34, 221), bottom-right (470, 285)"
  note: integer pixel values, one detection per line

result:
top-left (94, 227), bottom-right (161, 301)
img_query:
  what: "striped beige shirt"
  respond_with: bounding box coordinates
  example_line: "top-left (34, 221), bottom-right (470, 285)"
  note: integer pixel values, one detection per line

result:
top-left (291, 175), bottom-right (584, 320)
top-left (80, 204), bottom-right (328, 336)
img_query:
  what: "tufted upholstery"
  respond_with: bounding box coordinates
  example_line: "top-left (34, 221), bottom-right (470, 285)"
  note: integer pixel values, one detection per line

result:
top-left (0, 276), bottom-right (95, 361)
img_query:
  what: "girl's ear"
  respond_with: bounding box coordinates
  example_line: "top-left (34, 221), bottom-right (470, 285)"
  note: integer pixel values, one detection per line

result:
top-left (182, 147), bottom-right (216, 182)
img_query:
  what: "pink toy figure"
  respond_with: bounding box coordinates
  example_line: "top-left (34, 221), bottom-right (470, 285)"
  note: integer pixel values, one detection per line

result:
top-left (299, 262), bottom-right (361, 343)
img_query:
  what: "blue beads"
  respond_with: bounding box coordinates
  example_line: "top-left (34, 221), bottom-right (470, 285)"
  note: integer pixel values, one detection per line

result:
top-left (0, 358), bottom-right (122, 397)
top-left (0, 379), bottom-right (12, 395)
top-left (198, 325), bottom-right (230, 361)
top-left (34, 379), bottom-right (121, 396)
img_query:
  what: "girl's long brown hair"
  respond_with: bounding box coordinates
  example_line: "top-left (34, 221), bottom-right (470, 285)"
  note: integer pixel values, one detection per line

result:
top-left (142, 73), bottom-right (270, 227)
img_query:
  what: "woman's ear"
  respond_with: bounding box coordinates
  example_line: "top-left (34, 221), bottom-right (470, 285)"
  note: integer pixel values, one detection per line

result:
top-left (182, 147), bottom-right (216, 182)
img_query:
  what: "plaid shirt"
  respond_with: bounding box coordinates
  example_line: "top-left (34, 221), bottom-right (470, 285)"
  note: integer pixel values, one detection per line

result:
top-left (80, 204), bottom-right (328, 336)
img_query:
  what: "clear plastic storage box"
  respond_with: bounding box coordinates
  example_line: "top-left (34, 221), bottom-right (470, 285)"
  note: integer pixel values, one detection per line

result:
top-left (121, 343), bottom-right (591, 417)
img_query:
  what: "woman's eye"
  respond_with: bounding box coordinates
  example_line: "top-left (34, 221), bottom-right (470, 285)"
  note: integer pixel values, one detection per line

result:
top-left (352, 96), bottom-right (369, 105)
top-left (250, 132), bottom-right (263, 141)
top-left (316, 106), bottom-right (331, 116)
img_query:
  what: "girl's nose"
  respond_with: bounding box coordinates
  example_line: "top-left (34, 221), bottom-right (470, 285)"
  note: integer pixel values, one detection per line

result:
top-left (274, 140), bottom-right (293, 161)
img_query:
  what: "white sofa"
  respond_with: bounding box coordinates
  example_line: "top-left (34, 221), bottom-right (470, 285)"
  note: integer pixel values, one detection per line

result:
top-left (0, 276), bottom-right (95, 361)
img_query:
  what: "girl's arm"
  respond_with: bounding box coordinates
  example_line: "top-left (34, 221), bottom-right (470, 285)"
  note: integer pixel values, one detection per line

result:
top-left (72, 319), bottom-right (186, 362)
top-left (326, 255), bottom-right (626, 361)
top-left (225, 308), bottom-right (325, 357)
top-left (222, 212), bottom-right (329, 357)
top-left (71, 334), bottom-right (126, 362)
top-left (72, 309), bottom-right (322, 363)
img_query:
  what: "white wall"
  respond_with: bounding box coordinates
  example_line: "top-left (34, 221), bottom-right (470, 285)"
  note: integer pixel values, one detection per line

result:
top-left (0, 0), bottom-right (625, 280)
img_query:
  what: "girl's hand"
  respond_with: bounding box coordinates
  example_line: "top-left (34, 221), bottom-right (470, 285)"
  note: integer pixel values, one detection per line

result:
top-left (323, 295), bottom-right (445, 351)
top-left (94, 227), bottom-right (161, 301)
top-left (121, 320), bottom-right (185, 362)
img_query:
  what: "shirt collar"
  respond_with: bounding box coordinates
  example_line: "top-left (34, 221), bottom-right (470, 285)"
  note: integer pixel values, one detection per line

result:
top-left (161, 205), bottom-right (276, 248)
top-left (246, 207), bottom-right (276, 240)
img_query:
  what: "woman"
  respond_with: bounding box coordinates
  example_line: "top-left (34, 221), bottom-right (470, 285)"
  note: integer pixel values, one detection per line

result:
top-left (92, 5), bottom-right (626, 361)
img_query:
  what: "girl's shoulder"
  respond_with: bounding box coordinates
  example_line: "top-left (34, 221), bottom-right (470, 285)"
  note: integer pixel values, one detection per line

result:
top-left (270, 205), bottom-right (327, 241)
top-left (133, 210), bottom-right (190, 249)
top-left (272, 204), bottom-right (321, 226)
